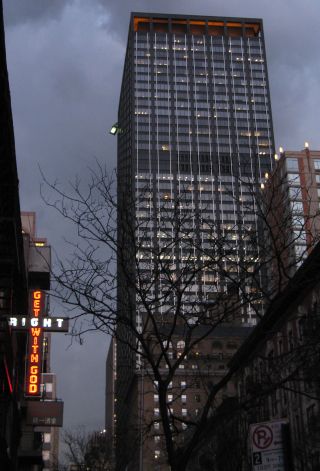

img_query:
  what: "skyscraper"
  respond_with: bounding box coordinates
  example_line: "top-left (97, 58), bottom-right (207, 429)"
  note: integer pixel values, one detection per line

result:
top-left (116, 13), bottom-right (275, 469)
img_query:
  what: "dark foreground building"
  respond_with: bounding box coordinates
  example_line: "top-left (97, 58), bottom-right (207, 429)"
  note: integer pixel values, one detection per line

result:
top-left (0, 1), bottom-right (28, 467)
top-left (115, 13), bottom-right (275, 469)
top-left (0, 4), bottom-right (63, 469)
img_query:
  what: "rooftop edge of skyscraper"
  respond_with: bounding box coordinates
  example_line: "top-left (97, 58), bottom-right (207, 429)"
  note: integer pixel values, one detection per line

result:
top-left (130, 12), bottom-right (263, 36)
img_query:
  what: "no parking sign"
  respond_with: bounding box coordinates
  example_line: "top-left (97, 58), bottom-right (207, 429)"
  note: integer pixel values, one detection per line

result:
top-left (250, 420), bottom-right (288, 471)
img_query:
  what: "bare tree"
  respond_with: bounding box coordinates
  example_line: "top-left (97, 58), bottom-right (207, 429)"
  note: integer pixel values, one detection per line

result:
top-left (42, 162), bottom-right (320, 471)
top-left (61, 428), bottom-right (114, 470)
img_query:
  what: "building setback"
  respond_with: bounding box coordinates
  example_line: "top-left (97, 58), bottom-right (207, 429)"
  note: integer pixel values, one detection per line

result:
top-left (115, 13), bottom-right (275, 469)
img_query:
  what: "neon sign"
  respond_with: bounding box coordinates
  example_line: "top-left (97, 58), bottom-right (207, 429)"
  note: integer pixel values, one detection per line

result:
top-left (25, 290), bottom-right (44, 397)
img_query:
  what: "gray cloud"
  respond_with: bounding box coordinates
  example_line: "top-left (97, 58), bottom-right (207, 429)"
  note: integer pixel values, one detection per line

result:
top-left (3, 0), bottom-right (69, 26)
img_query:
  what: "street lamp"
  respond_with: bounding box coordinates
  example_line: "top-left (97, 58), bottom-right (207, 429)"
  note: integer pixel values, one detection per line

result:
top-left (109, 122), bottom-right (121, 135)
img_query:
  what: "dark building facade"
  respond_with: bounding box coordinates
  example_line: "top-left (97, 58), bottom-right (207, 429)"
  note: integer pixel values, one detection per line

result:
top-left (116, 12), bottom-right (275, 469)
top-left (229, 241), bottom-right (320, 471)
top-left (0, 1), bottom-right (28, 467)
top-left (0, 4), bottom-right (63, 468)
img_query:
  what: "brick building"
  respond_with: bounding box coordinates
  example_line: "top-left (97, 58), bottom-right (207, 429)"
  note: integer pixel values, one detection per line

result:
top-left (262, 145), bottom-right (320, 288)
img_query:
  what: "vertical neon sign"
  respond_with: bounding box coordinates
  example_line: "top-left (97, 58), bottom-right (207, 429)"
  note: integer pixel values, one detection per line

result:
top-left (25, 290), bottom-right (44, 397)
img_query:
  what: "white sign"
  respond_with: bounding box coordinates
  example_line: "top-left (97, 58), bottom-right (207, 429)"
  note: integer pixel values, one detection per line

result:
top-left (250, 420), bottom-right (288, 471)
top-left (8, 316), bottom-right (69, 332)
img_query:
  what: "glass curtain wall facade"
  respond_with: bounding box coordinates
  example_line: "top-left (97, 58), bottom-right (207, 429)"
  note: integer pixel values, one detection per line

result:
top-left (118, 13), bottom-right (275, 327)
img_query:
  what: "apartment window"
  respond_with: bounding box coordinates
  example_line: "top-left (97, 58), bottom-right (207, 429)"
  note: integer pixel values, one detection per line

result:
top-left (154, 394), bottom-right (159, 402)
top-left (167, 394), bottom-right (173, 403)
top-left (271, 390), bottom-right (278, 416)
top-left (298, 317), bottom-right (306, 341)
top-left (295, 244), bottom-right (306, 258)
top-left (307, 404), bottom-right (316, 431)
top-left (43, 433), bottom-right (51, 443)
top-left (314, 160), bottom-right (320, 170)
top-left (42, 451), bottom-right (50, 461)
top-left (295, 414), bottom-right (301, 438)
top-left (181, 394), bottom-right (187, 404)
top-left (154, 421), bottom-right (160, 430)
top-left (181, 381), bottom-right (187, 389)
top-left (288, 330), bottom-right (294, 351)
top-left (154, 408), bottom-right (160, 417)
top-left (294, 230), bottom-right (306, 243)
top-left (292, 215), bottom-right (304, 228)
top-left (287, 173), bottom-right (300, 185)
top-left (289, 187), bottom-right (302, 199)
top-left (44, 383), bottom-right (53, 393)
top-left (154, 435), bottom-right (160, 444)
top-left (291, 201), bottom-right (303, 213)
top-left (286, 159), bottom-right (299, 171)
top-left (155, 450), bottom-right (161, 459)
top-left (182, 408), bottom-right (187, 417)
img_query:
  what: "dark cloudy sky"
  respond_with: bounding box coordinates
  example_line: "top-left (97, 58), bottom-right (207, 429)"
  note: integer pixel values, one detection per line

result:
top-left (3, 0), bottom-right (320, 434)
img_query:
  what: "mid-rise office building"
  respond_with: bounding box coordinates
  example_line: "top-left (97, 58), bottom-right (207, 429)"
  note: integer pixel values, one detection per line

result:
top-left (116, 13), bottom-right (275, 469)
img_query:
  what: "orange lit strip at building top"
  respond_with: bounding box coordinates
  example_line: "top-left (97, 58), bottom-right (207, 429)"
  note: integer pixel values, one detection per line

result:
top-left (25, 290), bottom-right (44, 397)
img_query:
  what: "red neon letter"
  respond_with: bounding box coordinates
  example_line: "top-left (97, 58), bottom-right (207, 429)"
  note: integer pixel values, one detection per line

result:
top-left (30, 354), bottom-right (39, 363)
top-left (31, 328), bottom-right (41, 337)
